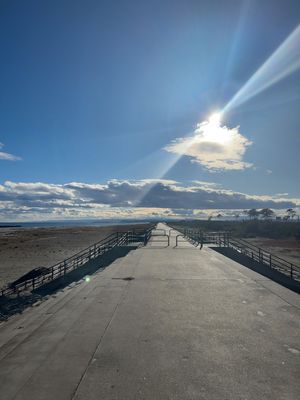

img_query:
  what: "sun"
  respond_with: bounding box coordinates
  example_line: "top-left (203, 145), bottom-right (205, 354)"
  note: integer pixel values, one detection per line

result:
top-left (202, 111), bottom-right (232, 144)
top-left (208, 112), bottom-right (222, 125)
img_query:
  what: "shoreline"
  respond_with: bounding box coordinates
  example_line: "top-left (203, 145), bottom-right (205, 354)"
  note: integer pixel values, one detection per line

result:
top-left (0, 220), bottom-right (152, 229)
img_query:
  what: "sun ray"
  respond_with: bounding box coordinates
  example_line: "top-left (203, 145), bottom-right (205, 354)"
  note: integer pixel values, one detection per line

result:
top-left (223, 24), bottom-right (300, 113)
top-left (137, 24), bottom-right (300, 202)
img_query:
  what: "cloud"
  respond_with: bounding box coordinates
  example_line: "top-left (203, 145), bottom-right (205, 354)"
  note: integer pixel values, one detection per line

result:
top-left (276, 193), bottom-right (289, 197)
top-left (164, 117), bottom-right (252, 171)
top-left (0, 142), bottom-right (21, 161)
top-left (0, 179), bottom-right (298, 221)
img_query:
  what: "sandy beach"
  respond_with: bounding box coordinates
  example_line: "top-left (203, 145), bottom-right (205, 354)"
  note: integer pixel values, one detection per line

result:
top-left (1, 224), bottom-right (299, 290)
top-left (0, 223), bottom-right (150, 288)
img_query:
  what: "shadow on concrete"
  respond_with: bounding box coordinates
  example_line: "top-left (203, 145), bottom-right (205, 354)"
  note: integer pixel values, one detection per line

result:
top-left (0, 245), bottom-right (137, 321)
top-left (172, 247), bottom-right (199, 250)
top-left (144, 245), bottom-right (169, 249)
top-left (211, 247), bottom-right (300, 294)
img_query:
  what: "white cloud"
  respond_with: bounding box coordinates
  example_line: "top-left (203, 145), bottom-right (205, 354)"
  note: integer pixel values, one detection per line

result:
top-left (191, 180), bottom-right (221, 188)
top-left (0, 142), bottom-right (21, 161)
top-left (164, 118), bottom-right (252, 171)
top-left (276, 193), bottom-right (289, 196)
top-left (0, 179), bottom-right (298, 221)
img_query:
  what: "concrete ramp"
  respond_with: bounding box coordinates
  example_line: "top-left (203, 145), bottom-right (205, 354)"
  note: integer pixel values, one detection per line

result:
top-left (0, 223), bottom-right (299, 399)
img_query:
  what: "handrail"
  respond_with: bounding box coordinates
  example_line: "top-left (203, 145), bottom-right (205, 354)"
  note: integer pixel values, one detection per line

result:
top-left (175, 234), bottom-right (189, 247)
top-left (169, 225), bottom-right (300, 282)
top-left (227, 237), bottom-right (300, 280)
top-left (0, 224), bottom-right (155, 298)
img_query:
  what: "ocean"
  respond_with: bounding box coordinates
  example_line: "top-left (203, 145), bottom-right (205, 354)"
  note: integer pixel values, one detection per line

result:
top-left (0, 219), bottom-right (152, 229)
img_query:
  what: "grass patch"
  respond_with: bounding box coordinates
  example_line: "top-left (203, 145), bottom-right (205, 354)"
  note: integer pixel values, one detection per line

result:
top-left (170, 220), bottom-right (300, 239)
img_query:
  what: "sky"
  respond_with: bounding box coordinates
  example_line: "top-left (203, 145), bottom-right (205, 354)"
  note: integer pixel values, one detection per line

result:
top-left (0, 0), bottom-right (300, 221)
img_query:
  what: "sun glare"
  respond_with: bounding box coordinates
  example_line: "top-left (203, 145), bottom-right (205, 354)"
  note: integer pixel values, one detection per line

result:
top-left (208, 112), bottom-right (222, 125)
top-left (202, 111), bottom-right (231, 144)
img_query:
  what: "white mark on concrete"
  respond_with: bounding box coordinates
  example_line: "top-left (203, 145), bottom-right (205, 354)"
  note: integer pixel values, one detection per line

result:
top-left (242, 300), bottom-right (247, 304)
top-left (284, 344), bottom-right (299, 354)
top-left (257, 311), bottom-right (266, 317)
top-left (287, 347), bottom-right (299, 355)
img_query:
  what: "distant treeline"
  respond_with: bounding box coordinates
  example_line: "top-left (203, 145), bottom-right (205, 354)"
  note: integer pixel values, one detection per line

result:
top-left (170, 220), bottom-right (300, 239)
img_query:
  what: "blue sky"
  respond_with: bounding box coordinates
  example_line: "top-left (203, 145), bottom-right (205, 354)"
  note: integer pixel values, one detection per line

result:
top-left (0, 0), bottom-right (300, 220)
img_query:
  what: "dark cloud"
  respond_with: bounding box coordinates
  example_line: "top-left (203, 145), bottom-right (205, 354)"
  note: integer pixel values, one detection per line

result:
top-left (139, 183), bottom-right (296, 209)
top-left (66, 181), bottom-right (142, 207)
top-left (0, 179), bottom-right (297, 221)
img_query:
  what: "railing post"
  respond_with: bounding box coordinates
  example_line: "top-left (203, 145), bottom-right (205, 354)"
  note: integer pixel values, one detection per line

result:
top-left (291, 265), bottom-right (293, 279)
top-left (258, 249), bottom-right (261, 263)
top-left (64, 260), bottom-right (67, 275)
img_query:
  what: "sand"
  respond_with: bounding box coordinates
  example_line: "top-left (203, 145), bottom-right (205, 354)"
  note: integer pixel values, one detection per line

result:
top-left (245, 237), bottom-right (300, 266)
top-left (1, 225), bottom-right (299, 290)
top-left (0, 224), bottom-right (150, 288)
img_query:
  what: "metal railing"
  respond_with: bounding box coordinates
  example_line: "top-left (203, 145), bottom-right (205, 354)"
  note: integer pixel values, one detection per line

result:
top-left (0, 225), bottom-right (154, 298)
top-left (225, 236), bottom-right (300, 281)
top-left (170, 226), bottom-right (300, 282)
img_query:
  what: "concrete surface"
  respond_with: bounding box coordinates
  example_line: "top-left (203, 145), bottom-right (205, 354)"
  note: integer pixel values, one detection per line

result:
top-left (0, 223), bottom-right (299, 400)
